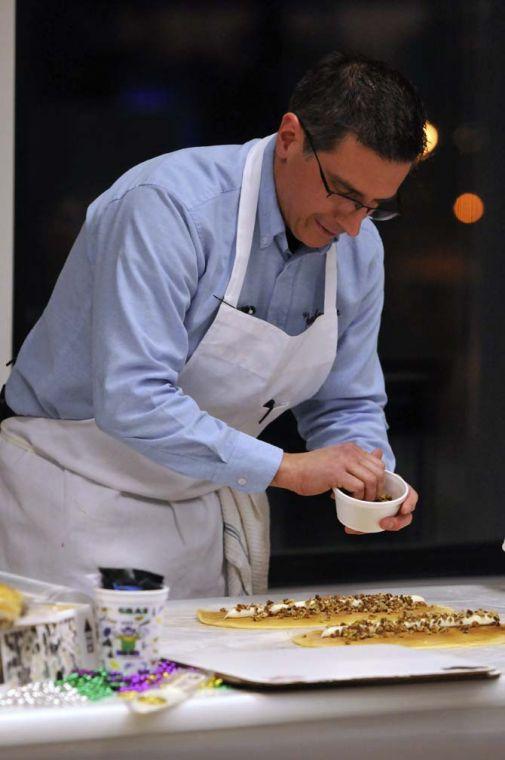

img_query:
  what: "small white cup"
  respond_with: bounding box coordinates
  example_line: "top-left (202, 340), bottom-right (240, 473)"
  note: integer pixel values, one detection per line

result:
top-left (334, 471), bottom-right (408, 533)
top-left (94, 586), bottom-right (169, 674)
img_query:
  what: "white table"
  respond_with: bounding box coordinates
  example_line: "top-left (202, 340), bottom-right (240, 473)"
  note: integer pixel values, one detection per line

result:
top-left (1, 576), bottom-right (505, 760)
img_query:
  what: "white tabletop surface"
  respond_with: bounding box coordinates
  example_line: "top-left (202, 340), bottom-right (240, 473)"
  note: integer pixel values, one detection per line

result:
top-left (1, 575), bottom-right (505, 760)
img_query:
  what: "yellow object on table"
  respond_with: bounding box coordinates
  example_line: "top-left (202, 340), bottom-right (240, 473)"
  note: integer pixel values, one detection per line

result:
top-left (0, 583), bottom-right (24, 628)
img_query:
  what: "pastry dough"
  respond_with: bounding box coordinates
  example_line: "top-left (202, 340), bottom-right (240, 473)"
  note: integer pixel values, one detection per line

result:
top-left (293, 609), bottom-right (505, 649)
top-left (197, 593), bottom-right (452, 630)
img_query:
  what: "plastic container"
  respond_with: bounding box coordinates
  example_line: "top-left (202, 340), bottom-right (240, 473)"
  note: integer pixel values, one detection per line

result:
top-left (334, 471), bottom-right (408, 533)
top-left (94, 586), bottom-right (169, 674)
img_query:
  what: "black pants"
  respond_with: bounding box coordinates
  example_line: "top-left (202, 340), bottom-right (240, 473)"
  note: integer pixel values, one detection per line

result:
top-left (0, 385), bottom-right (15, 422)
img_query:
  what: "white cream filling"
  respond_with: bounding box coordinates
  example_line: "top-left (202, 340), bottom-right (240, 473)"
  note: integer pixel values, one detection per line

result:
top-left (224, 600), bottom-right (308, 618)
top-left (321, 612), bottom-right (497, 638)
top-left (224, 607), bottom-right (259, 618)
top-left (224, 594), bottom-right (426, 619)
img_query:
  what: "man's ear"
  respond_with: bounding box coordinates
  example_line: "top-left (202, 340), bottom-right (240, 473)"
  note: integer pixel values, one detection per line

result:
top-left (276, 112), bottom-right (302, 160)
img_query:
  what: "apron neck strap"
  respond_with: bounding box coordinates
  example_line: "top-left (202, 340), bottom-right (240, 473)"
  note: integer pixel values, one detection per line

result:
top-left (224, 136), bottom-right (272, 306)
top-left (323, 241), bottom-right (338, 314)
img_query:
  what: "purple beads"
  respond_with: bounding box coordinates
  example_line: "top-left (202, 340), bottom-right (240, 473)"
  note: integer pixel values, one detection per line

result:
top-left (115, 659), bottom-right (179, 693)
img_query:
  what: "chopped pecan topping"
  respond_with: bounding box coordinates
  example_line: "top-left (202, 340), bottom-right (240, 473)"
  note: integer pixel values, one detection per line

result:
top-left (228, 593), bottom-right (429, 621)
top-left (325, 608), bottom-right (500, 640)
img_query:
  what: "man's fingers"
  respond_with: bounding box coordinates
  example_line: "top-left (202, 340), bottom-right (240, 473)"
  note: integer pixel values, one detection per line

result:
top-left (358, 458), bottom-right (386, 498)
top-left (348, 454), bottom-right (385, 501)
top-left (382, 485), bottom-right (418, 530)
top-left (361, 449), bottom-right (385, 470)
top-left (399, 486), bottom-right (418, 515)
top-left (358, 456), bottom-right (385, 477)
top-left (346, 512), bottom-right (414, 534)
top-left (359, 450), bottom-right (386, 482)
top-left (380, 513), bottom-right (413, 531)
top-left (346, 463), bottom-right (379, 501)
top-left (338, 473), bottom-right (367, 500)
top-left (331, 451), bottom-right (386, 501)
top-left (400, 499), bottom-right (416, 515)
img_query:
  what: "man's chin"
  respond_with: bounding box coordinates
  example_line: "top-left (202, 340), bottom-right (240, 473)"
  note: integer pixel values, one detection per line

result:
top-left (301, 235), bottom-right (331, 249)
top-left (294, 221), bottom-right (338, 248)
top-left (314, 219), bottom-right (340, 244)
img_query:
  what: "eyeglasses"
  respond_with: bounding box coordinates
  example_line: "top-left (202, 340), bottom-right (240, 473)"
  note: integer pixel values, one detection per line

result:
top-left (297, 116), bottom-right (401, 222)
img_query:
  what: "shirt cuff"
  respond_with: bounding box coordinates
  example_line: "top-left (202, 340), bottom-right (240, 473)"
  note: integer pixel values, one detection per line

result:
top-left (217, 430), bottom-right (284, 493)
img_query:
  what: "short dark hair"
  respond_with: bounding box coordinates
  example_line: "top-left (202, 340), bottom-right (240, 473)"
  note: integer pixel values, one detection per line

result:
top-left (289, 51), bottom-right (426, 163)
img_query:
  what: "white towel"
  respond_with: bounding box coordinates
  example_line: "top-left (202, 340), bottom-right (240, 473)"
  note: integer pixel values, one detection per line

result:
top-left (217, 487), bottom-right (270, 596)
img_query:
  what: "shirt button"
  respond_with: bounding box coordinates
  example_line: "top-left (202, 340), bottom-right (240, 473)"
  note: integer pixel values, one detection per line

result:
top-left (237, 477), bottom-right (247, 486)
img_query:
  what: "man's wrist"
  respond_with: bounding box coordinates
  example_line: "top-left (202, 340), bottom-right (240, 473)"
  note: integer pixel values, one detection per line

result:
top-left (270, 452), bottom-right (297, 490)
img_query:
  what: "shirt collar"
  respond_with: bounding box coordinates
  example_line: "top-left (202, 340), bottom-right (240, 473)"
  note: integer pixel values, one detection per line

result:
top-left (256, 134), bottom-right (332, 257)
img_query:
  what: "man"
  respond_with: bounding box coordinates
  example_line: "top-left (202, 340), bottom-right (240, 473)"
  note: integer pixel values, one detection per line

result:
top-left (0, 51), bottom-right (424, 597)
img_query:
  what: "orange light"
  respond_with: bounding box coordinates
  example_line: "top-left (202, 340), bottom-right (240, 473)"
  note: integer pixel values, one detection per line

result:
top-left (453, 193), bottom-right (484, 224)
top-left (422, 121), bottom-right (438, 157)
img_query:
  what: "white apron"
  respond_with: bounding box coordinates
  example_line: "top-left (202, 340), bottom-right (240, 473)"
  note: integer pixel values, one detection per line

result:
top-left (0, 136), bottom-right (339, 598)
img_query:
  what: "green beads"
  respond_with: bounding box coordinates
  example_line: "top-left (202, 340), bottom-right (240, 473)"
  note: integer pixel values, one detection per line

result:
top-left (56, 669), bottom-right (115, 701)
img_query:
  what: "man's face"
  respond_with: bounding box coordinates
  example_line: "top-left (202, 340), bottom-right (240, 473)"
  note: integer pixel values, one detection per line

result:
top-left (274, 113), bottom-right (412, 246)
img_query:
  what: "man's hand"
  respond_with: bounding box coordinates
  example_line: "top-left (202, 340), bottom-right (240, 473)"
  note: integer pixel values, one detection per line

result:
top-left (344, 483), bottom-right (418, 534)
top-left (270, 443), bottom-right (418, 534)
top-left (270, 443), bottom-right (386, 501)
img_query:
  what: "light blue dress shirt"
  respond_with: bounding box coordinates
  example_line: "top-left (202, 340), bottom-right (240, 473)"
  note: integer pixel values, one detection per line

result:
top-left (6, 135), bottom-right (394, 492)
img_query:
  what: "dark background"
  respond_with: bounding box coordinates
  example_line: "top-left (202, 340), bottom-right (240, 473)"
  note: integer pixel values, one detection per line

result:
top-left (14, 0), bottom-right (505, 585)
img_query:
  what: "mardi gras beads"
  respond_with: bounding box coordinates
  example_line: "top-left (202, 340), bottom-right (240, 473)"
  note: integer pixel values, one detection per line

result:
top-left (1, 660), bottom-right (224, 710)
top-left (56, 668), bottom-right (115, 701)
top-left (0, 680), bottom-right (87, 708)
top-left (117, 659), bottom-right (179, 693)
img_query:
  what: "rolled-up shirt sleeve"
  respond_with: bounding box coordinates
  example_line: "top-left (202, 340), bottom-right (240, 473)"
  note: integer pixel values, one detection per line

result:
top-left (90, 185), bottom-right (283, 492)
top-left (292, 236), bottom-right (395, 471)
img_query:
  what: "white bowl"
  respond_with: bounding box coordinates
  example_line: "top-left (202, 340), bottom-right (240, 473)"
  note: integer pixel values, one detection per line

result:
top-left (334, 470), bottom-right (408, 533)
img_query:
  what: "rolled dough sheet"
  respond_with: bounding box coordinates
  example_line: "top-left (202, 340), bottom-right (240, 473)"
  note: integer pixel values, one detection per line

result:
top-left (294, 624), bottom-right (505, 649)
top-left (197, 595), bottom-right (454, 630)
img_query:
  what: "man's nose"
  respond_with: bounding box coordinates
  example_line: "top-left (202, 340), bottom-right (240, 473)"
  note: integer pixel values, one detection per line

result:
top-left (337, 210), bottom-right (367, 238)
